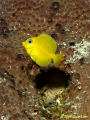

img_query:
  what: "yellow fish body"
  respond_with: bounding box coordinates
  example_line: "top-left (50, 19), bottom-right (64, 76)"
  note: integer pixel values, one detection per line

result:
top-left (22, 34), bottom-right (64, 67)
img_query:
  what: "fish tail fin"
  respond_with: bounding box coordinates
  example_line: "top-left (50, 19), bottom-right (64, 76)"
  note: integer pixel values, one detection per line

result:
top-left (53, 53), bottom-right (64, 67)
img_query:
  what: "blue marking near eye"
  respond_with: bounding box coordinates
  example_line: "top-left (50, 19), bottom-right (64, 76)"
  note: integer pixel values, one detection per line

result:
top-left (28, 39), bottom-right (33, 44)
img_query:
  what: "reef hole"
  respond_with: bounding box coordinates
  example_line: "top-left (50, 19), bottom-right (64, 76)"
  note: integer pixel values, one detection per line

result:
top-left (34, 68), bottom-right (70, 89)
top-left (34, 68), bottom-right (71, 104)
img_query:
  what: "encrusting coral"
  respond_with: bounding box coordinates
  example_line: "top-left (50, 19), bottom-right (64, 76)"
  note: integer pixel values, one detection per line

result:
top-left (0, 0), bottom-right (90, 120)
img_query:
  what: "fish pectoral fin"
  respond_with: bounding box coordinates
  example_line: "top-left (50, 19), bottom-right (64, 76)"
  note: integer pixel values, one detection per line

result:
top-left (31, 55), bottom-right (36, 62)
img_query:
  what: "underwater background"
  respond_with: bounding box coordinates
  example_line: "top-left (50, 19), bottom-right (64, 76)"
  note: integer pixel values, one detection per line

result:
top-left (0, 0), bottom-right (90, 120)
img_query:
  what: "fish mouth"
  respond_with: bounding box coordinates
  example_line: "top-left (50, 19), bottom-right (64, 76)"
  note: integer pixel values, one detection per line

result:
top-left (22, 42), bottom-right (30, 49)
top-left (22, 42), bottom-right (25, 47)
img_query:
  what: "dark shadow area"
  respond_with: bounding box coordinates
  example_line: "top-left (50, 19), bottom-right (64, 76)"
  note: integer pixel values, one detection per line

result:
top-left (34, 67), bottom-right (71, 89)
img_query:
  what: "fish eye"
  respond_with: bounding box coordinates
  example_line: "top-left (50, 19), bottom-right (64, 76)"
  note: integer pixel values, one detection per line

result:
top-left (28, 39), bottom-right (33, 44)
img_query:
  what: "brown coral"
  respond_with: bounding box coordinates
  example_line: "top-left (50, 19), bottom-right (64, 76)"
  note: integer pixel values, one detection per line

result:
top-left (0, 0), bottom-right (90, 120)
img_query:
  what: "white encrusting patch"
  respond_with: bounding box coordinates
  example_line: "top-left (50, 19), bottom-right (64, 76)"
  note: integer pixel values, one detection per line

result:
top-left (66, 39), bottom-right (90, 63)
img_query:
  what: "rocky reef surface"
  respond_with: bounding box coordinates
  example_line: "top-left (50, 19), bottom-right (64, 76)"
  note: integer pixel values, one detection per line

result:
top-left (0, 0), bottom-right (90, 120)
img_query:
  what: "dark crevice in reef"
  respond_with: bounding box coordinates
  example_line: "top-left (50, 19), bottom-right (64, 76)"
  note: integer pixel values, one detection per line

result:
top-left (34, 68), bottom-right (71, 89)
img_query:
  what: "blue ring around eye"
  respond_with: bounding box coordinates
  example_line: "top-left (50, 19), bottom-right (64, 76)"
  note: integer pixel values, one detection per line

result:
top-left (28, 39), bottom-right (33, 44)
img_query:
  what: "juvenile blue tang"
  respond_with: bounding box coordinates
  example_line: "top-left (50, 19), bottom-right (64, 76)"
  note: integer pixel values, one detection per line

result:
top-left (22, 34), bottom-right (64, 67)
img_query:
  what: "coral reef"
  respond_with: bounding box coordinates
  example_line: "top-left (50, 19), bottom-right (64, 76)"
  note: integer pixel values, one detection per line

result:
top-left (0, 0), bottom-right (90, 120)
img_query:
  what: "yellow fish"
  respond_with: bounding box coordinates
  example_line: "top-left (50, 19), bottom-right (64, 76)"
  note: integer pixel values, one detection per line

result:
top-left (22, 34), bottom-right (64, 67)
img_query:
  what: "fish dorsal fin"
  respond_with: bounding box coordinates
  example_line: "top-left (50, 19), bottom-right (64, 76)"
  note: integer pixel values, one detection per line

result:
top-left (38, 34), bottom-right (57, 54)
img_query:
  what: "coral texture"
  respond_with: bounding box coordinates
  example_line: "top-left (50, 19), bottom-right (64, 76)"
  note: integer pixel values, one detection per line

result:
top-left (0, 0), bottom-right (90, 120)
